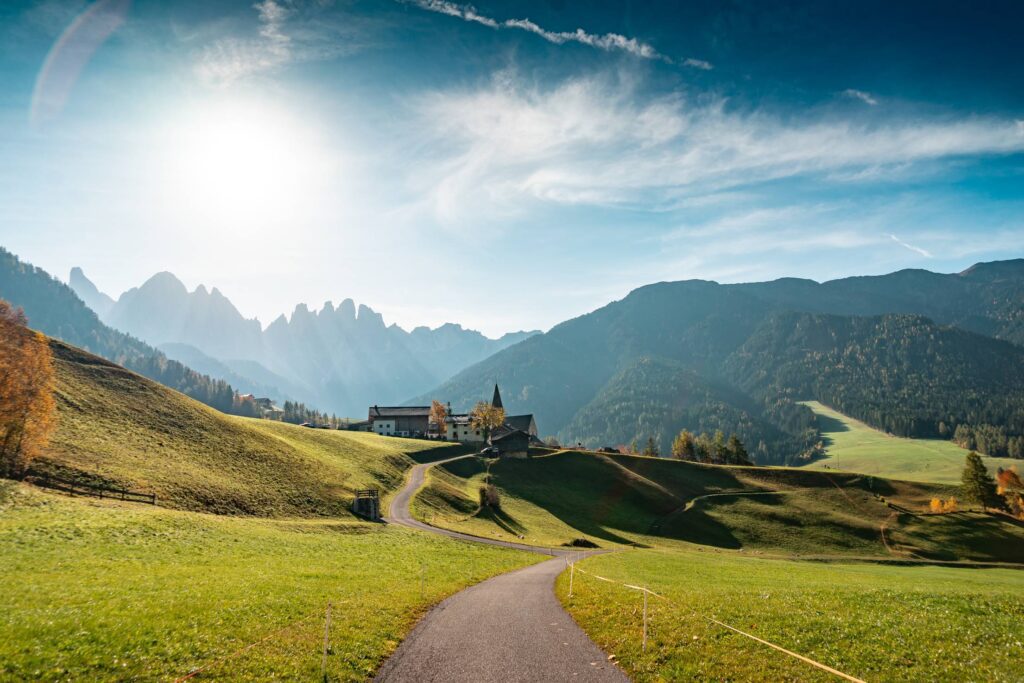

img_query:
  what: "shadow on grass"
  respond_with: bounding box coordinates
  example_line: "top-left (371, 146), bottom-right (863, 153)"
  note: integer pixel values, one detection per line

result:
top-left (477, 506), bottom-right (527, 536)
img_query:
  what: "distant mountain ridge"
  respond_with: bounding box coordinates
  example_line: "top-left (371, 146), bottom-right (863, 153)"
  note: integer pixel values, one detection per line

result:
top-left (419, 259), bottom-right (1024, 463)
top-left (70, 269), bottom-right (538, 416)
top-left (0, 248), bottom-right (239, 414)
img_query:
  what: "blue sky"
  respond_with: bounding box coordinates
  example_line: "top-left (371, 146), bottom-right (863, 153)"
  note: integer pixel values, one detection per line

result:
top-left (1, 0), bottom-right (1023, 336)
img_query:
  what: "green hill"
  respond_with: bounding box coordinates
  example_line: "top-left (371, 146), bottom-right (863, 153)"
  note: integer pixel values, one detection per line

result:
top-left (40, 338), bottom-right (462, 516)
top-left (799, 401), bottom-right (1022, 484)
top-left (414, 450), bottom-right (1024, 563)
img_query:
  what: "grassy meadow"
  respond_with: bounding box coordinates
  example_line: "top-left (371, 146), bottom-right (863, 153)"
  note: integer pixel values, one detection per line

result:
top-left (800, 400), bottom-right (1021, 484)
top-left (0, 481), bottom-right (539, 681)
top-left (557, 548), bottom-right (1024, 682)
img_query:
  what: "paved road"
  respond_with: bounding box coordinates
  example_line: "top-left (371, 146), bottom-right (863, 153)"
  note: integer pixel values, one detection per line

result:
top-left (377, 456), bottom-right (627, 682)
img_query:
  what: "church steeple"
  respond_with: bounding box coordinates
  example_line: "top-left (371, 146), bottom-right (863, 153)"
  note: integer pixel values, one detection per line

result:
top-left (491, 383), bottom-right (503, 409)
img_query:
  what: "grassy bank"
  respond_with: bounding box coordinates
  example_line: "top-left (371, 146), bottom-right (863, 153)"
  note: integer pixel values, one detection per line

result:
top-left (557, 548), bottom-right (1024, 682)
top-left (43, 339), bottom-right (462, 516)
top-left (0, 482), bottom-right (538, 681)
top-left (412, 450), bottom-right (1024, 562)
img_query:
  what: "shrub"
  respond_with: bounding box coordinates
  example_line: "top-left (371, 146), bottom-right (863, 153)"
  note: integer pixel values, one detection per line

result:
top-left (479, 484), bottom-right (500, 509)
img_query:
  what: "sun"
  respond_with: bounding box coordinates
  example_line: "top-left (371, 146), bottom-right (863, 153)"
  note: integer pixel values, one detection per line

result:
top-left (160, 98), bottom-right (327, 230)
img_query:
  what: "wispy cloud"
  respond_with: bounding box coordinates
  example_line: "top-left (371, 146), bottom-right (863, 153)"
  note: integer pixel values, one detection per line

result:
top-left (888, 233), bottom-right (932, 257)
top-left (842, 88), bottom-right (878, 106)
top-left (406, 0), bottom-right (711, 67)
top-left (408, 73), bottom-right (1024, 222)
top-left (195, 0), bottom-right (291, 85)
top-left (193, 0), bottom-right (362, 86)
top-left (683, 57), bottom-right (713, 71)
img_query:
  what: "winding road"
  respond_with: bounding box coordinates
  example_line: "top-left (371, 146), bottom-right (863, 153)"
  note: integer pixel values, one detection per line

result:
top-left (376, 455), bottom-right (628, 682)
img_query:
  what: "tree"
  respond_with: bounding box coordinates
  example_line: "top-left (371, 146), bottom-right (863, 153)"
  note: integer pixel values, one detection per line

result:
top-left (694, 433), bottom-right (711, 463)
top-left (712, 430), bottom-right (728, 464)
top-left (671, 429), bottom-right (696, 460)
top-left (469, 401), bottom-right (505, 442)
top-left (643, 436), bottom-right (659, 457)
top-left (0, 300), bottom-right (56, 479)
top-left (629, 438), bottom-right (639, 455)
top-left (430, 400), bottom-right (448, 439)
top-left (997, 467), bottom-right (1024, 519)
top-left (726, 434), bottom-right (751, 465)
top-left (960, 451), bottom-right (1003, 510)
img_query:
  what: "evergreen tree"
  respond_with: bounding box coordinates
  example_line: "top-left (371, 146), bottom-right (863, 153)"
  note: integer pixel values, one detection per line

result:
top-left (726, 434), bottom-right (751, 465)
top-left (643, 436), bottom-right (659, 457)
top-left (712, 430), bottom-right (728, 464)
top-left (961, 451), bottom-right (1003, 509)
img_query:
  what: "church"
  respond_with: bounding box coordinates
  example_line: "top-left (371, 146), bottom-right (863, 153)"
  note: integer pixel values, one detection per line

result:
top-left (444, 385), bottom-right (538, 456)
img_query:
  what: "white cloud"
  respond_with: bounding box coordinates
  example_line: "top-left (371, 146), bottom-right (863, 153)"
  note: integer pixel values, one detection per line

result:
top-left (195, 0), bottom-right (291, 85)
top-left (411, 0), bottom-right (498, 28)
top-left (683, 58), bottom-right (713, 71)
top-left (888, 233), bottom-right (932, 258)
top-left (409, 73), bottom-right (1024, 222)
top-left (193, 0), bottom-right (359, 86)
top-left (406, 0), bottom-right (711, 66)
top-left (842, 88), bottom-right (879, 106)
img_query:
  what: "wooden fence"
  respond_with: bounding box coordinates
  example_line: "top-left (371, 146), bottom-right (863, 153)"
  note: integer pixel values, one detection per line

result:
top-left (29, 474), bottom-right (157, 505)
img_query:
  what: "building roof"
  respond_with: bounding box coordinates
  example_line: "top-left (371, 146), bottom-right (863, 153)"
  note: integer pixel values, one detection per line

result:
top-left (368, 406), bottom-right (431, 419)
top-left (505, 414), bottom-right (535, 432)
top-left (490, 426), bottom-right (530, 443)
top-left (492, 384), bottom-right (503, 409)
top-left (445, 414), bottom-right (472, 425)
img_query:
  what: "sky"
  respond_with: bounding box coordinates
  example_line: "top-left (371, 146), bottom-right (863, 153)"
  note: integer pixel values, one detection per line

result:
top-left (1, 0), bottom-right (1023, 337)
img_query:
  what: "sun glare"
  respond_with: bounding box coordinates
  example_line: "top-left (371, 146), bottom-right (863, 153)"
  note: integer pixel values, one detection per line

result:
top-left (160, 99), bottom-right (328, 231)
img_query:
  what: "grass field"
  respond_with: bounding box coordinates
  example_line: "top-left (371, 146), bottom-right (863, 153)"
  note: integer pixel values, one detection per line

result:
top-left (0, 481), bottom-right (539, 681)
top-left (42, 339), bottom-right (464, 516)
top-left (800, 401), bottom-right (1022, 484)
top-left (412, 450), bottom-right (1024, 562)
top-left (557, 548), bottom-right (1024, 682)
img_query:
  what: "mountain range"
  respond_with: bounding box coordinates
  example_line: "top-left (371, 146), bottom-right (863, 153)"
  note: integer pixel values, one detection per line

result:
top-left (6, 245), bottom-right (1024, 466)
top-left (419, 260), bottom-right (1024, 463)
top-left (68, 269), bottom-right (538, 416)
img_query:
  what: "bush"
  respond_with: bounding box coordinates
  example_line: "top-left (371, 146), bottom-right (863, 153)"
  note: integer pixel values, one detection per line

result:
top-left (562, 538), bottom-right (599, 548)
top-left (479, 484), bottom-right (500, 509)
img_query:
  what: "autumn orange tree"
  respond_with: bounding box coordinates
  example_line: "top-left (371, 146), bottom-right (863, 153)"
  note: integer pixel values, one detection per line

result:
top-left (469, 401), bottom-right (505, 442)
top-left (0, 299), bottom-right (56, 479)
top-left (430, 400), bottom-right (448, 438)
top-left (997, 467), bottom-right (1024, 519)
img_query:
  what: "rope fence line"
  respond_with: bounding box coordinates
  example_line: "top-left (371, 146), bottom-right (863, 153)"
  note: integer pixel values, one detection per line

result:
top-left (567, 560), bottom-right (866, 683)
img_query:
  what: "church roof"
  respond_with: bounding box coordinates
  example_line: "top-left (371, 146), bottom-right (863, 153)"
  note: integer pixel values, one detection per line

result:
top-left (491, 383), bottom-right (503, 409)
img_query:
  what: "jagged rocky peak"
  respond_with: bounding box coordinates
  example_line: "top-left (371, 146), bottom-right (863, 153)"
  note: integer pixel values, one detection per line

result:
top-left (337, 298), bottom-right (356, 319)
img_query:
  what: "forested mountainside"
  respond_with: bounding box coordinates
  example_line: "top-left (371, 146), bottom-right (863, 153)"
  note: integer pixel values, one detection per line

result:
top-left (0, 248), bottom-right (238, 413)
top-left (725, 312), bottom-right (1024, 456)
top-left (734, 259), bottom-right (1024, 344)
top-left (421, 261), bottom-right (1024, 464)
top-left (71, 268), bottom-right (537, 416)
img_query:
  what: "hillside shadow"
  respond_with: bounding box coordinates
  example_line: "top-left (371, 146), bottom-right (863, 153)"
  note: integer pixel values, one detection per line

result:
top-left (815, 412), bottom-right (850, 450)
top-left (477, 506), bottom-right (527, 536)
top-left (659, 507), bottom-right (743, 549)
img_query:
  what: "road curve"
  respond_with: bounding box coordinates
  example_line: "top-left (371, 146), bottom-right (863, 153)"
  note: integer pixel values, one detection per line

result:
top-left (377, 455), bottom-right (627, 682)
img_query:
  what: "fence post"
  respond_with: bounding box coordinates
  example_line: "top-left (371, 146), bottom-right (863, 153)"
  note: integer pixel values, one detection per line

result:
top-left (321, 602), bottom-right (332, 682)
top-left (420, 561), bottom-right (425, 600)
top-left (642, 587), bottom-right (648, 653)
top-left (569, 560), bottom-right (575, 599)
